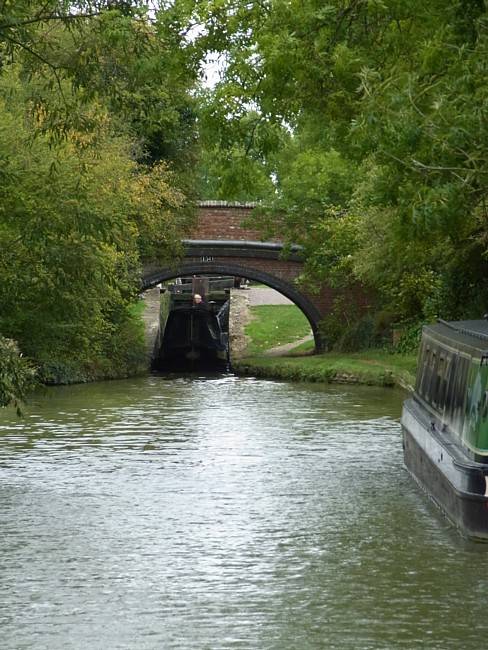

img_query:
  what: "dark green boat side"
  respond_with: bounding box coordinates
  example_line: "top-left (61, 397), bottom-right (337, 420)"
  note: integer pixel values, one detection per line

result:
top-left (401, 320), bottom-right (488, 540)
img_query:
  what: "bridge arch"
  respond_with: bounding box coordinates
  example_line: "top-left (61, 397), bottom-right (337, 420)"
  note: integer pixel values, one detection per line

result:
top-left (142, 261), bottom-right (324, 351)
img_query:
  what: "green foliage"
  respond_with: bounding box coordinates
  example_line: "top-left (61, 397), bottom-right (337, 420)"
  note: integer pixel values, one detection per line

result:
top-left (193, 0), bottom-right (488, 329)
top-left (321, 310), bottom-right (389, 354)
top-left (0, 337), bottom-right (36, 414)
top-left (336, 315), bottom-right (376, 353)
top-left (4, 1), bottom-right (488, 391)
top-left (394, 322), bottom-right (425, 355)
top-left (319, 296), bottom-right (363, 350)
top-left (320, 300), bottom-right (398, 353)
top-left (1, 3), bottom-right (199, 200)
top-left (37, 307), bottom-right (147, 385)
top-left (0, 3), bottom-right (202, 398)
top-left (197, 143), bottom-right (277, 202)
top-left (195, 95), bottom-right (282, 200)
top-left (0, 64), bottom-right (190, 385)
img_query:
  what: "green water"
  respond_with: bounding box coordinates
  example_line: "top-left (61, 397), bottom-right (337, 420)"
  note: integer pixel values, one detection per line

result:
top-left (0, 374), bottom-right (486, 649)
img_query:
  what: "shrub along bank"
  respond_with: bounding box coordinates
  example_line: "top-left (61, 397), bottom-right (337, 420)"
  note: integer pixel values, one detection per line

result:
top-left (0, 336), bottom-right (37, 414)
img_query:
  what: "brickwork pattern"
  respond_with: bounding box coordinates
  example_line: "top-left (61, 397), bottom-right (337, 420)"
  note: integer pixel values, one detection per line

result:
top-left (193, 205), bottom-right (278, 242)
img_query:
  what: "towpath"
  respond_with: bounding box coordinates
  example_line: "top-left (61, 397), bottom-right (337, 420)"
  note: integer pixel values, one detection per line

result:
top-left (247, 286), bottom-right (293, 306)
top-left (263, 334), bottom-right (314, 357)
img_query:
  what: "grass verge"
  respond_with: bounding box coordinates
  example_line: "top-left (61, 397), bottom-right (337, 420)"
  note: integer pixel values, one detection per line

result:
top-left (234, 350), bottom-right (417, 392)
top-left (244, 305), bottom-right (312, 355)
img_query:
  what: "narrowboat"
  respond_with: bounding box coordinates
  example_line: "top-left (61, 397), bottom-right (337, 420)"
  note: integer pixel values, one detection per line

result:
top-left (401, 319), bottom-right (488, 540)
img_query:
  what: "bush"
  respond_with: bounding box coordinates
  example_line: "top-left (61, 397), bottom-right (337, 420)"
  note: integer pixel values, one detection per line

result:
top-left (373, 310), bottom-right (397, 341)
top-left (0, 337), bottom-right (36, 413)
top-left (37, 358), bottom-right (90, 385)
top-left (394, 322), bottom-right (424, 354)
top-left (321, 311), bottom-right (396, 353)
top-left (335, 315), bottom-right (376, 352)
top-left (36, 308), bottom-right (147, 385)
top-left (319, 295), bottom-right (362, 349)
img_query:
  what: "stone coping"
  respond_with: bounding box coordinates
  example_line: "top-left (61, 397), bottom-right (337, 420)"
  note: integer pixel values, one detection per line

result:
top-left (182, 239), bottom-right (302, 252)
top-left (197, 200), bottom-right (258, 208)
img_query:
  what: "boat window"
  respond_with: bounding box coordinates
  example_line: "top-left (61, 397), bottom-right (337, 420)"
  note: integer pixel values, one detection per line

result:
top-left (440, 354), bottom-right (452, 412)
top-left (417, 343), bottom-right (430, 397)
top-left (482, 391), bottom-right (488, 421)
top-left (417, 342), bottom-right (461, 415)
top-left (429, 349), bottom-right (438, 407)
top-left (436, 355), bottom-right (445, 410)
top-left (430, 349), bottom-right (436, 369)
top-left (453, 356), bottom-right (469, 429)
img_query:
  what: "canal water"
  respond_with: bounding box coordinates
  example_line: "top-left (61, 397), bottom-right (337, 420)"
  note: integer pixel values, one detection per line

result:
top-left (0, 374), bottom-right (487, 649)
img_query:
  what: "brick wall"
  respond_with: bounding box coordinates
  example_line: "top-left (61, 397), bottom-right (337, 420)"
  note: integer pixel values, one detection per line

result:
top-left (186, 254), bottom-right (300, 281)
top-left (194, 203), bottom-right (278, 242)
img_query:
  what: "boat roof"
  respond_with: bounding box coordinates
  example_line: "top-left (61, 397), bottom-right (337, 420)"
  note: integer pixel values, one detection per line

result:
top-left (424, 320), bottom-right (488, 356)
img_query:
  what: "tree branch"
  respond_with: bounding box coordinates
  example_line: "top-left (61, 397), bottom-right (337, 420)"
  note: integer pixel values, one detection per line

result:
top-left (3, 33), bottom-right (68, 105)
top-left (0, 12), bottom-right (101, 31)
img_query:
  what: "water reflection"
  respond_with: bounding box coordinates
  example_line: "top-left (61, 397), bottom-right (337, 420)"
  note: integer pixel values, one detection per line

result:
top-left (0, 374), bottom-right (486, 649)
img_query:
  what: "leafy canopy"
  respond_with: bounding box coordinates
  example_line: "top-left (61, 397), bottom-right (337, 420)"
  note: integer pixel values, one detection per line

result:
top-left (190, 0), bottom-right (488, 325)
top-left (0, 2), bottom-right (199, 401)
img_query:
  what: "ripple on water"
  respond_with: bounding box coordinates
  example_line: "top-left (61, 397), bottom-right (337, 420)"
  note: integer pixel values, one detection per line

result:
top-left (0, 374), bottom-right (487, 649)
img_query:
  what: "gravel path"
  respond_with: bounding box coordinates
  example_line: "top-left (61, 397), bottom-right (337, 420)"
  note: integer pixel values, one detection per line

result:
top-left (247, 287), bottom-right (293, 306)
top-left (263, 333), bottom-right (314, 356)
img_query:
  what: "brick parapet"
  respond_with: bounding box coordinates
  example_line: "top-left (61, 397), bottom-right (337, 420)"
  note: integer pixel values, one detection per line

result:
top-left (194, 205), bottom-right (279, 243)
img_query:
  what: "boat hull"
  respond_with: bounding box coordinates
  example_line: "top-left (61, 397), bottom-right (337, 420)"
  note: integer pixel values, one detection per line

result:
top-left (402, 399), bottom-right (488, 541)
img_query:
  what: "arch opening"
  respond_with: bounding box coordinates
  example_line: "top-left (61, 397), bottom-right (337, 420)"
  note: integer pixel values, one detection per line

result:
top-left (142, 262), bottom-right (323, 352)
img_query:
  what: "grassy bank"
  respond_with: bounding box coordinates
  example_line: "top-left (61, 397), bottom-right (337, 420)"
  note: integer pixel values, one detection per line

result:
top-left (234, 351), bottom-right (417, 391)
top-left (244, 304), bottom-right (312, 355)
top-left (236, 305), bottom-right (417, 390)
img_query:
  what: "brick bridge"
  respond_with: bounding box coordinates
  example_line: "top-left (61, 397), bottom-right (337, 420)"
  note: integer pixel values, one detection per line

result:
top-left (142, 201), bottom-right (367, 350)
